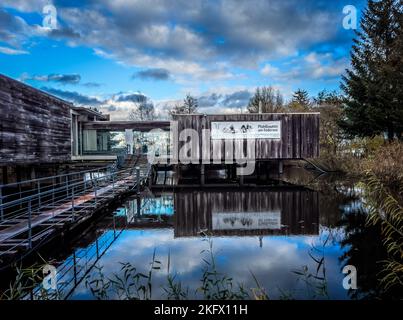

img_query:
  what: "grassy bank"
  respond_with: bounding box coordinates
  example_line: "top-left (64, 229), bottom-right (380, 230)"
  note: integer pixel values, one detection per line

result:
top-left (310, 138), bottom-right (403, 189)
top-left (310, 138), bottom-right (403, 295)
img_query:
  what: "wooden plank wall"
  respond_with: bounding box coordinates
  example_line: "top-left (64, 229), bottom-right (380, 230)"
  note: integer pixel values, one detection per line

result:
top-left (174, 189), bottom-right (319, 237)
top-left (173, 113), bottom-right (320, 160)
top-left (0, 75), bottom-right (72, 164)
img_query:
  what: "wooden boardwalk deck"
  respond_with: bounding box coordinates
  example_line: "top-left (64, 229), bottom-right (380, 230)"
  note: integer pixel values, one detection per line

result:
top-left (0, 162), bottom-right (151, 265)
top-left (0, 176), bottom-right (133, 243)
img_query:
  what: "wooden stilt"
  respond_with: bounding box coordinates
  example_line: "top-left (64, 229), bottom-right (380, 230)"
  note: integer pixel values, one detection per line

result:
top-left (278, 160), bottom-right (284, 175)
top-left (200, 164), bottom-right (205, 186)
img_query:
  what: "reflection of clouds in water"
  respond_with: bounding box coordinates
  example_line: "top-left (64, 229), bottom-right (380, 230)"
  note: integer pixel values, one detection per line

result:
top-left (70, 229), bottom-right (349, 299)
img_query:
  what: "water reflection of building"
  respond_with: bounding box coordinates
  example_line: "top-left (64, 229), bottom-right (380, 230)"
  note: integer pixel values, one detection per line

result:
top-left (174, 189), bottom-right (319, 237)
top-left (112, 194), bottom-right (175, 228)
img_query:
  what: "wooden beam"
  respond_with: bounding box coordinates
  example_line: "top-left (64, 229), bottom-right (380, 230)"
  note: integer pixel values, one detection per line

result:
top-left (82, 120), bottom-right (170, 132)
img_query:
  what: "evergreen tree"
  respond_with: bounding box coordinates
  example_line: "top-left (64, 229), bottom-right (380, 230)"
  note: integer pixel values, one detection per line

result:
top-left (313, 89), bottom-right (344, 107)
top-left (290, 89), bottom-right (311, 110)
top-left (340, 0), bottom-right (403, 140)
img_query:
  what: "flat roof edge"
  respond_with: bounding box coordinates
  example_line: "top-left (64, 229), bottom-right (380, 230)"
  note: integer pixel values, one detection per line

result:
top-left (0, 73), bottom-right (75, 107)
top-left (173, 112), bottom-right (320, 116)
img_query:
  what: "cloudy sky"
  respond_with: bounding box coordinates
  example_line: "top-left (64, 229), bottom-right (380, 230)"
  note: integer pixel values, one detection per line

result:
top-left (0, 0), bottom-right (366, 119)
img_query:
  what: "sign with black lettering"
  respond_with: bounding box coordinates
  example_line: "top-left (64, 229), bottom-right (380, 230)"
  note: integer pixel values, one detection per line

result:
top-left (211, 121), bottom-right (281, 139)
top-left (212, 211), bottom-right (281, 230)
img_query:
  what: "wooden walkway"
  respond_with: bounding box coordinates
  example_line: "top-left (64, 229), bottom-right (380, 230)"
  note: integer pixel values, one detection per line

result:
top-left (0, 162), bottom-right (151, 265)
top-left (0, 176), bottom-right (133, 243)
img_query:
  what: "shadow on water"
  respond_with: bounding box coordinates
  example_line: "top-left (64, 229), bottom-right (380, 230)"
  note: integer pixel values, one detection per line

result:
top-left (0, 166), bottom-right (392, 300)
top-left (338, 208), bottom-right (402, 300)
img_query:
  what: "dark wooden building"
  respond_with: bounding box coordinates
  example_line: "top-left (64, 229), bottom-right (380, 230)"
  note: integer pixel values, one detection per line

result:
top-left (173, 113), bottom-right (320, 161)
top-left (0, 74), bottom-right (74, 183)
top-left (171, 113), bottom-right (320, 183)
top-left (0, 74), bottom-right (72, 164)
top-left (0, 74), bottom-right (321, 185)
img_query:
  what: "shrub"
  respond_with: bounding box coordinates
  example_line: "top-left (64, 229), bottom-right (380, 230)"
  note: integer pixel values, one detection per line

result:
top-left (364, 141), bottom-right (403, 189)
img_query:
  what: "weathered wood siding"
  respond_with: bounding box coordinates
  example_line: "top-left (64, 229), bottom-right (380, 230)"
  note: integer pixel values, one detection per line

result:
top-left (174, 189), bottom-right (319, 237)
top-left (173, 113), bottom-right (319, 160)
top-left (0, 74), bottom-right (72, 164)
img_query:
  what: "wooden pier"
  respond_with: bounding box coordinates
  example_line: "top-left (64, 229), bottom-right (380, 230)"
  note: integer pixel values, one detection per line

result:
top-left (0, 159), bottom-right (151, 268)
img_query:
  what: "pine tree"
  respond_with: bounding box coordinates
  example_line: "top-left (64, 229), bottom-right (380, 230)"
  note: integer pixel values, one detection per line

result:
top-left (290, 89), bottom-right (311, 111)
top-left (313, 89), bottom-right (344, 107)
top-left (340, 0), bottom-right (403, 141)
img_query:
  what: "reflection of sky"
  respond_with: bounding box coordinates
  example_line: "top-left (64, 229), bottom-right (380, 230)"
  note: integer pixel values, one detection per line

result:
top-left (70, 228), bottom-right (350, 300)
top-left (141, 196), bottom-right (174, 216)
top-left (115, 207), bottom-right (127, 217)
top-left (115, 197), bottom-right (175, 217)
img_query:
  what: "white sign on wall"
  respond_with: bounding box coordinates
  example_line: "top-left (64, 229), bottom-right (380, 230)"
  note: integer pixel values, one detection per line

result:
top-left (211, 121), bottom-right (281, 140)
top-left (212, 211), bottom-right (281, 230)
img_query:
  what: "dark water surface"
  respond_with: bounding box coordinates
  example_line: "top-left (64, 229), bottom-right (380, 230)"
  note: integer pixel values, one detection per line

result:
top-left (4, 167), bottom-right (389, 300)
top-left (47, 172), bottom-right (377, 299)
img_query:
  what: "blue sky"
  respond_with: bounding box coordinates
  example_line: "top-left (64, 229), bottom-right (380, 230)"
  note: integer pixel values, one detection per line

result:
top-left (0, 0), bottom-right (367, 119)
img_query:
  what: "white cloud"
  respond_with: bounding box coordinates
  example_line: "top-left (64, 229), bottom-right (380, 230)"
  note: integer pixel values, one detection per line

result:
top-left (1, 0), bottom-right (356, 86)
top-left (1, 0), bottom-right (47, 12)
top-left (261, 52), bottom-right (348, 83)
top-left (0, 46), bottom-right (29, 55)
top-left (261, 64), bottom-right (280, 76)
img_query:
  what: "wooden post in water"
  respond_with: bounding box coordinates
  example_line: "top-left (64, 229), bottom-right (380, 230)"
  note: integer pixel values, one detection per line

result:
top-left (148, 167), bottom-right (153, 188)
top-left (136, 166), bottom-right (140, 194)
top-left (136, 197), bottom-right (141, 216)
top-left (200, 164), bottom-right (205, 186)
top-left (278, 160), bottom-right (284, 175)
top-left (239, 165), bottom-right (244, 186)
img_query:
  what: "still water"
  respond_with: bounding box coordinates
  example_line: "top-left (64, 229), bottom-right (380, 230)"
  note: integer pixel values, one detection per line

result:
top-left (24, 168), bottom-right (381, 300)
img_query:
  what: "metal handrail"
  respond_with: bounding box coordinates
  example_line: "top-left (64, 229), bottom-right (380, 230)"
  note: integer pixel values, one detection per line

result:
top-left (0, 160), bottom-right (151, 260)
top-left (0, 168), bottom-right (132, 210)
top-left (0, 165), bottom-right (111, 189)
